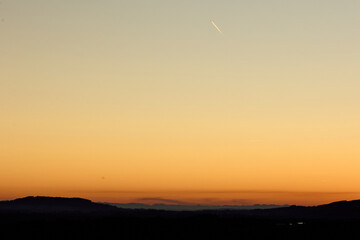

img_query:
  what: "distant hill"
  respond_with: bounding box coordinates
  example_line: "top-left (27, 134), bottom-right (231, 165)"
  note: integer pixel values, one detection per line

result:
top-left (2, 197), bottom-right (360, 239)
top-left (1, 196), bottom-right (360, 219)
top-left (0, 196), bottom-right (117, 213)
top-left (108, 202), bottom-right (289, 211)
top-left (319, 199), bottom-right (360, 208)
top-left (233, 199), bottom-right (360, 220)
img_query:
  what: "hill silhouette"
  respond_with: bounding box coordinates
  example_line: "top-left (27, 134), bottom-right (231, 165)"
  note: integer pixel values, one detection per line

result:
top-left (108, 202), bottom-right (288, 211)
top-left (2, 196), bottom-right (360, 239)
top-left (0, 196), bottom-right (117, 212)
top-left (319, 199), bottom-right (360, 208)
top-left (2, 196), bottom-right (360, 218)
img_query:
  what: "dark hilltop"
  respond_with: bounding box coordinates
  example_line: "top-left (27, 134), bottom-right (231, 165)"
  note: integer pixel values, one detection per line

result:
top-left (0, 196), bottom-right (116, 212)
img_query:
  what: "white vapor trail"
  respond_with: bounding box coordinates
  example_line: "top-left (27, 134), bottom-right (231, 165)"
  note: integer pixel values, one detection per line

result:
top-left (210, 20), bottom-right (223, 34)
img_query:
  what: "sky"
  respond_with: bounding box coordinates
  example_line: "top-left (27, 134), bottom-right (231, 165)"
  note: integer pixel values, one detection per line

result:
top-left (1, 0), bottom-right (360, 206)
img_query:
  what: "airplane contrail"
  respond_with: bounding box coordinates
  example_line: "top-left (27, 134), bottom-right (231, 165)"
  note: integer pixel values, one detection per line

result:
top-left (210, 20), bottom-right (223, 34)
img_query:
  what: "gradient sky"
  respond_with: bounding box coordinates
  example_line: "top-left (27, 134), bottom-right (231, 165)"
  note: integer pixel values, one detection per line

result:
top-left (1, 0), bottom-right (360, 205)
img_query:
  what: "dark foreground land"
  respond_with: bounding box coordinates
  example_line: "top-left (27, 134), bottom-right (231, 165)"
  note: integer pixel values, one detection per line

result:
top-left (1, 197), bottom-right (360, 239)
